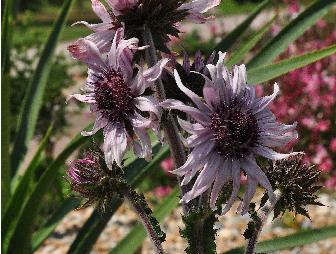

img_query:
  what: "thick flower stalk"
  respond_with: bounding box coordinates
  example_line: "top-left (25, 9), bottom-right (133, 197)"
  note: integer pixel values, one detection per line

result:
top-left (68, 27), bottom-right (169, 168)
top-left (161, 52), bottom-right (299, 214)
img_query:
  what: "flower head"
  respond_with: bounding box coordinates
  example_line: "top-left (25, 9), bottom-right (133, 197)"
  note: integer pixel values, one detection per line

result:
top-left (68, 28), bottom-right (169, 168)
top-left (263, 155), bottom-right (323, 219)
top-left (160, 52), bottom-right (299, 214)
top-left (66, 150), bottom-right (116, 209)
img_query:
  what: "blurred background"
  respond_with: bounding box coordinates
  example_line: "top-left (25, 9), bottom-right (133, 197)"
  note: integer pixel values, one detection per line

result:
top-left (5, 0), bottom-right (336, 253)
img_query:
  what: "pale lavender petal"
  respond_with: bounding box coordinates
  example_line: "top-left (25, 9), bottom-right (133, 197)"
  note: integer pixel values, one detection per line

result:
top-left (143, 58), bottom-right (170, 84)
top-left (203, 84), bottom-right (220, 109)
top-left (239, 177), bottom-right (257, 215)
top-left (187, 131), bottom-right (213, 148)
top-left (222, 160), bottom-right (240, 214)
top-left (112, 125), bottom-right (128, 167)
top-left (91, 0), bottom-right (111, 22)
top-left (133, 96), bottom-right (160, 118)
top-left (67, 93), bottom-right (96, 104)
top-left (134, 127), bottom-right (152, 160)
top-left (180, 0), bottom-right (221, 13)
top-left (160, 99), bottom-right (211, 124)
top-left (177, 117), bottom-right (206, 134)
top-left (174, 69), bottom-right (211, 114)
top-left (129, 64), bottom-right (145, 95)
top-left (68, 39), bottom-right (106, 71)
top-left (128, 112), bottom-right (152, 129)
top-left (81, 113), bottom-right (108, 136)
top-left (103, 124), bottom-right (116, 169)
top-left (241, 156), bottom-right (274, 202)
top-left (253, 83), bottom-right (279, 114)
top-left (259, 132), bottom-right (298, 147)
top-left (210, 160), bottom-right (231, 210)
top-left (253, 145), bottom-right (302, 160)
top-left (183, 52), bottom-right (191, 74)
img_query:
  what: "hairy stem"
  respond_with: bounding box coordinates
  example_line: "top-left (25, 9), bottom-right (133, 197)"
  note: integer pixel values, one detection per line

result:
top-left (119, 184), bottom-right (165, 254)
top-left (141, 25), bottom-right (189, 213)
top-left (245, 190), bottom-right (282, 254)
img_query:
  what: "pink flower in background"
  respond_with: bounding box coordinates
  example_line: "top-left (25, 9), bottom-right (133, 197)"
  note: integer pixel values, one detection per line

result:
top-left (269, 18), bottom-right (336, 189)
top-left (161, 157), bottom-right (175, 173)
top-left (325, 176), bottom-right (336, 190)
top-left (154, 186), bottom-right (173, 198)
top-left (330, 138), bottom-right (336, 152)
top-left (287, 1), bottom-right (300, 15)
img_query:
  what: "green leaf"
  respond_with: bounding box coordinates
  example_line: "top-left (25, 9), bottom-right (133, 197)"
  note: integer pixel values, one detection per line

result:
top-left (67, 145), bottom-right (170, 254)
top-left (1, 125), bottom-right (53, 250)
top-left (226, 18), bottom-right (275, 69)
top-left (111, 187), bottom-right (180, 254)
top-left (247, 0), bottom-right (336, 69)
top-left (223, 225), bottom-right (336, 254)
top-left (5, 131), bottom-right (88, 254)
top-left (247, 44), bottom-right (336, 85)
top-left (10, 0), bottom-right (74, 177)
top-left (1, 0), bottom-right (14, 213)
top-left (213, 0), bottom-right (270, 53)
top-left (32, 197), bottom-right (81, 251)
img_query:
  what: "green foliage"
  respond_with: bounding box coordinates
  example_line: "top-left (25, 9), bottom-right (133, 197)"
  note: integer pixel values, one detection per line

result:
top-left (214, 0), bottom-right (271, 53)
top-left (224, 225), bottom-right (336, 254)
top-left (247, 44), bottom-right (336, 84)
top-left (181, 209), bottom-right (217, 254)
top-left (9, 46), bottom-right (75, 140)
top-left (247, 0), bottom-right (336, 68)
top-left (10, 0), bottom-right (74, 177)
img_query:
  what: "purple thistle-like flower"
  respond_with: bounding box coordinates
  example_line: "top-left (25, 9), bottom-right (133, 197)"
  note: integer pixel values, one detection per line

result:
top-left (160, 52), bottom-right (299, 214)
top-left (68, 28), bottom-right (169, 168)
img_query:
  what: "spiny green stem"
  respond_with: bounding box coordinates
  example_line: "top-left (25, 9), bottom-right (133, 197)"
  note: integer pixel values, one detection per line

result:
top-left (118, 183), bottom-right (165, 254)
top-left (245, 190), bottom-right (282, 254)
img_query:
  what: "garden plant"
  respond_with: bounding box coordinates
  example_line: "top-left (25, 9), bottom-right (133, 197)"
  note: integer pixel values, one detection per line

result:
top-left (2, 0), bottom-right (336, 254)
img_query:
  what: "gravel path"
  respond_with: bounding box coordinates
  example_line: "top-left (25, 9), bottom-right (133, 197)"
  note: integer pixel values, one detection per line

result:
top-left (36, 193), bottom-right (336, 254)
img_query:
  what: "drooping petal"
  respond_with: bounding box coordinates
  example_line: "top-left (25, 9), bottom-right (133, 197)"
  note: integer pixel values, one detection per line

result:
top-left (253, 83), bottom-right (279, 114)
top-left (239, 177), bottom-right (257, 215)
top-left (254, 145), bottom-right (301, 161)
top-left (103, 124), bottom-right (116, 169)
top-left (91, 0), bottom-right (111, 23)
top-left (143, 58), bottom-right (170, 84)
top-left (81, 113), bottom-right (108, 136)
top-left (210, 159), bottom-right (231, 210)
top-left (68, 39), bottom-right (106, 71)
top-left (160, 99), bottom-right (211, 124)
top-left (112, 125), bottom-right (128, 167)
top-left (128, 112), bottom-right (152, 129)
top-left (134, 127), bottom-right (152, 160)
top-left (222, 159), bottom-right (240, 214)
top-left (173, 69), bottom-right (211, 114)
top-left (133, 96), bottom-right (160, 118)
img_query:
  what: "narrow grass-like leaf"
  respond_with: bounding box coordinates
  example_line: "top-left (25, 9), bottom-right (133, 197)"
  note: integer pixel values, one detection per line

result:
top-left (32, 197), bottom-right (81, 251)
top-left (1, 0), bottom-right (14, 212)
top-left (223, 225), bottom-right (336, 254)
top-left (247, 44), bottom-right (336, 85)
top-left (10, 0), bottom-right (74, 177)
top-left (213, 0), bottom-right (270, 53)
top-left (111, 187), bottom-right (180, 254)
top-left (67, 145), bottom-right (170, 254)
top-left (247, 0), bottom-right (336, 69)
top-left (5, 131), bottom-right (88, 254)
top-left (226, 18), bottom-right (275, 69)
top-left (2, 126), bottom-right (53, 249)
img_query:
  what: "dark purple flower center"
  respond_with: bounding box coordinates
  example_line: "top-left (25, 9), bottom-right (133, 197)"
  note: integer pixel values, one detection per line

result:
top-left (210, 106), bottom-right (259, 158)
top-left (94, 70), bottom-right (134, 122)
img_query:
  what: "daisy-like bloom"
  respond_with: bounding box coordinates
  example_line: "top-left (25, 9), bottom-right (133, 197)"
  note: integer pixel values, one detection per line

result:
top-left (68, 28), bottom-right (169, 168)
top-left (160, 52), bottom-right (299, 214)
